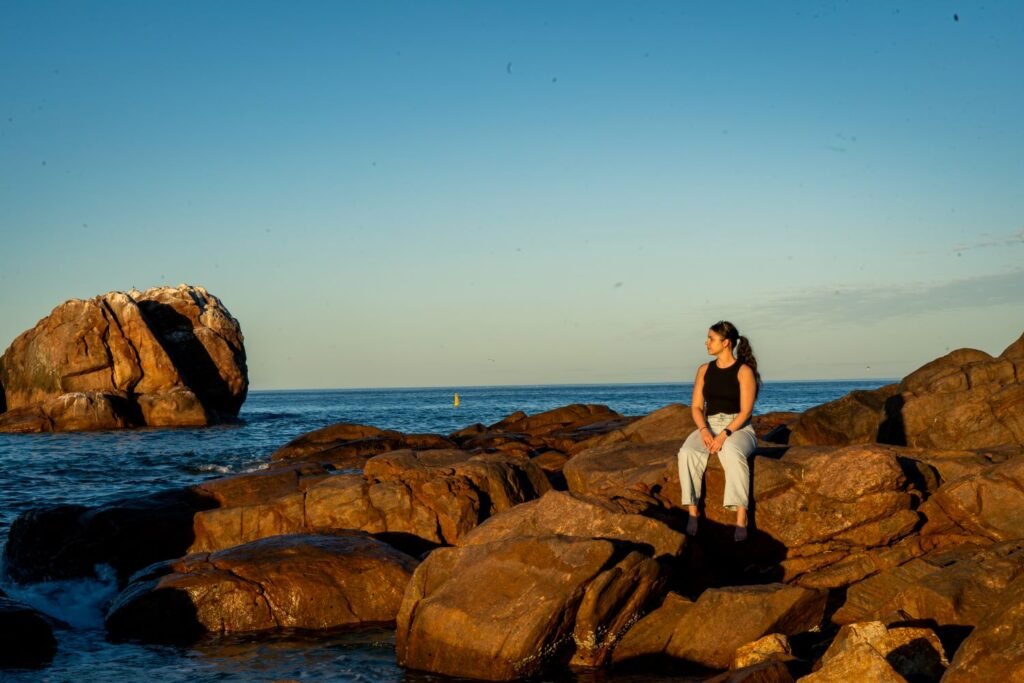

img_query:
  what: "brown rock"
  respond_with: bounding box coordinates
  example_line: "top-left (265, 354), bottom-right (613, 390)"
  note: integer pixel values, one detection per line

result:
top-left (753, 411), bottom-right (801, 443)
top-left (794, 536), bottom-right (926, 589)
top-left (0, 594), bottom-right (57, 667)
top-left (920, 456), bottom-right (1024, 542)
top-left (816, 621), bottom-right (946, 681)
top-left (833, 540), bottom-right (1024, 627)
top-left (105, 532), bottom-right (417, 642)
top-left (396, 535), bottom-right (664, 680)
top-left (707, 660), bottom-right (795, 683)
top-left (782, 335), bottom-right (1024, 450)
top-left (615, 585), bottom-right (824, 671)
top-left (942, 573), bottom-right (1024, 682)
top-left (136, 388), bottom-right (208, 427)
top-left (799, 642), bottom-right (908, 682)
top-left (731, 633), bottom-right (793, 669)
top-left (271, 422), bottom-right (397, 460)
top-left (662, 584), bottom-right (826, 670)
top-left (492, 403), bottom-right (624, 437)
top-left (754, 446), bottom-right (916, 548)
top-left (570, 403), bottom-right (695, 453)
top-left (0, 285), bottom-right (247, 432)
top-left (190, 450), bottom-right (550, 553)
top-left (787, 384), bottom-right (901, 446)
top-left (563, 440), bottom-right (679, 508)
top-left (0, 406), bottom-right (51, 433)
top-left (457, 490), bottom-right (686, 559)
top-left (270, 422), bottom-right (457, 466)
top-left (612, 592), bottom-right (695, 663)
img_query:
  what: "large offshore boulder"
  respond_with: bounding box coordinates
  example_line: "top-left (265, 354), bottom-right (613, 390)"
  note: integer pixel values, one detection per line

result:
top-left (786, 332), bottom-right (1024, 449)
top-left (105, 532), bottom-right (417, 642)
top-left (0, 284), bottom-right (247, 432)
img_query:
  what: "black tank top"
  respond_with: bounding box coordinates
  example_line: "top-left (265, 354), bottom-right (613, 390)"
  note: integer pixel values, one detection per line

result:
top-left (704, 361), bottom-right (742, 415)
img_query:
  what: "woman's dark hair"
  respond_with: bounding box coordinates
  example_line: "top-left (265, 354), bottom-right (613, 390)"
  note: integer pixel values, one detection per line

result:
top-left (710, 320), bottom-right (762, 391)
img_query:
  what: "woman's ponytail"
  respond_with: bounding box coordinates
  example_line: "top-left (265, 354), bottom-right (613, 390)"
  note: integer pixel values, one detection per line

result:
top-left (736, 335), bottom-right (762, 391)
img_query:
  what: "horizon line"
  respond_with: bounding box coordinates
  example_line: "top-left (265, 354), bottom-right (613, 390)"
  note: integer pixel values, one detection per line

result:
top-left (247, 377), bottom-right (899, 393)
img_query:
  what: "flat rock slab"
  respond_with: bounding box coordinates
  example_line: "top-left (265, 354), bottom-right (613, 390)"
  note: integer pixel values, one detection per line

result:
top-left (106, 532), bottom-right (417, 642)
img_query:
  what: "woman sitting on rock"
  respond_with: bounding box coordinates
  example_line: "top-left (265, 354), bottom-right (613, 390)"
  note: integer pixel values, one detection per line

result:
top-left (677, 320), bottom-right (760, 542)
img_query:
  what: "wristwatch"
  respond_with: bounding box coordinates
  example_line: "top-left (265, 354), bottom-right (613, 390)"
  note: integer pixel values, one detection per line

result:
top-left (723, 428), bottom-right (733, 437)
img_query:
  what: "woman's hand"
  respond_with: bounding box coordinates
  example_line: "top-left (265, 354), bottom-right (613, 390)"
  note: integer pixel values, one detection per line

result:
top-left (700, 427), bottom-right (715, 449)
top-left (708, 431), bottom-right (728, 455)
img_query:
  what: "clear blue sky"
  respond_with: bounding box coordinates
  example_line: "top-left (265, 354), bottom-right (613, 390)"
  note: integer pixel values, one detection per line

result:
top-left (2, 1), bottom-right (1022, 389)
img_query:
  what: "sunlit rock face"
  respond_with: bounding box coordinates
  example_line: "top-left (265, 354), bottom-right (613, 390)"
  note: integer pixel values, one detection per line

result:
top-left (0, 284), bottom-right (247, 432)
top-left (787, 332), bottom-right (1024, 449)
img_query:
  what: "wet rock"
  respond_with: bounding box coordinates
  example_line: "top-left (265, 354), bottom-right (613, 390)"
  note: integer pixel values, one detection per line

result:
top-left (105, 532), bottom-right (416, 642)
top-left (0, 593), bottom-right (57, 668)
top-left (0, 285), bottom-right (247, 432)
top-left (4, 487), bottom-right (218, 584)
top-left (396, 534), bottom-right (665, 680)
top-left (611, 592), bottom-right (694, 664)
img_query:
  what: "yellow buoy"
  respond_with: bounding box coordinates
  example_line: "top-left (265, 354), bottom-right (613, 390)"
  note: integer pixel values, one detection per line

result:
top-left (454, 393), bottom-right (460, 407)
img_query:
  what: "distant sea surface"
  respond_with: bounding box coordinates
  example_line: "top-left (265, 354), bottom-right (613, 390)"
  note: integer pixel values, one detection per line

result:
top-left (0, 380), bottom-right (890, 682)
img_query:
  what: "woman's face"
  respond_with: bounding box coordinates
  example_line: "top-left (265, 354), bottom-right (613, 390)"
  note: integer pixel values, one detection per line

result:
top-left (706, 329), bottom-right (729, 356)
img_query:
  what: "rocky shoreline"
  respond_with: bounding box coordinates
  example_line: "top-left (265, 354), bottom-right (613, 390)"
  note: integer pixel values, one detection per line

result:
top-left (2, 291), bottom-right (1023, 680)
top-left (0, 331), bottom-right (1021, 679)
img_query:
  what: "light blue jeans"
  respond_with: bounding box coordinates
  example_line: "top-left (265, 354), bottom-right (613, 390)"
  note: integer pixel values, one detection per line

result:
top-left (677, 412), bottom-right (757, 510)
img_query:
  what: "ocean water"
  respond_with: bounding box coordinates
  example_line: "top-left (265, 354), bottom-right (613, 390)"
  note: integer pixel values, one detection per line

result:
top-left (0, 380), bottom-right (890, 682)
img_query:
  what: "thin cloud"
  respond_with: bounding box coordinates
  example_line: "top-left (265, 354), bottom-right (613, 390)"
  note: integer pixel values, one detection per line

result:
top-left (952, 227), bottom-right (1024, 254)
top-left (741, 269), bottom-right (1024, 326)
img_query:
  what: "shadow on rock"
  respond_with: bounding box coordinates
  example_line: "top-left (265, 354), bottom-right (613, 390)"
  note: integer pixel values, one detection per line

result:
top-left (138, 301), bottom-right (240, 421)
top-left (3, 487), bottom-right (219, 585)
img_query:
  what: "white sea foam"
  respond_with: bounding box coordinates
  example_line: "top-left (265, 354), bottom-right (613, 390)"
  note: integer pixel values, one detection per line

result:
top-left (1, 564), bottom-right (120, 629)
top-left (195, 462), bottom-right (233, 474)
